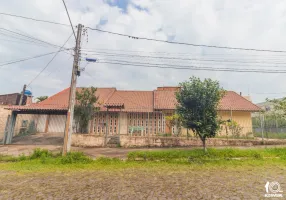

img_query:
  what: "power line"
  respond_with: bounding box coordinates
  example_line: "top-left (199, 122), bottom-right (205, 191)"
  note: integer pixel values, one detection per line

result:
top-left (81, 47), bottom-right (286, 57)
top-left (95, 60), bottom-right (286, 73)
top-left (82, 51), bottom-right (286, 65)
top-left (27, 33), bottom-right (73, 87)
top-left (0, 29), bottom-right (74, 57)
top-left (0, 50), bottom-right (68, 68)
top-left (0, 37), bottom-right (54, 48)
top-left (47, 54), bottom-right (73, 77)
top-left (2, 12), bottom-right (286, 54)
top-left (0, 30), bottom-right (53, 48)
top-left (62, 0), bottom-right (77, 40)
top-left (87, 27), bottom-right (286, 53)
top-left (0, 12), bottom-right (70, 27)
top-left (251, 92), bottom-right (286, 95)
top-left (95, 58), bottom-right (286, 69)
top-left (0, 28), bottom-right (66, 49)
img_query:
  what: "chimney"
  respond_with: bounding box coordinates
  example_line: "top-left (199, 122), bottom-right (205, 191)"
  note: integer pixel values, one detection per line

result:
top-left (25, 96), bottom-right (33, 105)
top-left (240, 92), bottom-right (242, 96)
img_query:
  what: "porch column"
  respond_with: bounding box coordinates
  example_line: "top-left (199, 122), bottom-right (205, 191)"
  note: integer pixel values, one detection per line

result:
top-left (2, 115), bottom-right (10, 145)
top-left (4, 111), bottom-right (17, 144)
top-left (118, 111), bottom-right (121, 135)
top-left (89, 118), bottom-right (95, 134)
top-left (44, 114), bottom-right (50, 133)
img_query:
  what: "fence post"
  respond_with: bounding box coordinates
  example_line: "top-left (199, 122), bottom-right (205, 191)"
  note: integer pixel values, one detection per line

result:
top-left (260, 113), bottom-right (265, 143)
top-left (105, 110), bottom-right (109, 147)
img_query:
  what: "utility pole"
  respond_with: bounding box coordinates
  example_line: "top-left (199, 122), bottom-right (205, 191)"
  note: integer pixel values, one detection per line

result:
top-left (19, 84), bottom-right (26, 105)
top-left (62, 24), bottom-right (83, 155)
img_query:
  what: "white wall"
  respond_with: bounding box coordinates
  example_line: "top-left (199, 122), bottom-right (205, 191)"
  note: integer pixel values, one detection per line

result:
top-left (48, 115), bottom-right (66, 133)
top-left (36, 115), bottom-right (47, 132)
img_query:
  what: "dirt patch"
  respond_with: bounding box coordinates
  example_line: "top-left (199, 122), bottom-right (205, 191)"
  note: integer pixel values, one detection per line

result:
top-left (0, 166), bottom-right (284, 199)
top-left (12, 132), bottom-right (64, 145)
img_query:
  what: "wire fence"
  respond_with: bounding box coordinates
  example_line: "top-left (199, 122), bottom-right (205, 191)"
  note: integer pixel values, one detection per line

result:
top-left (252, 115), bottom-right (286, 139)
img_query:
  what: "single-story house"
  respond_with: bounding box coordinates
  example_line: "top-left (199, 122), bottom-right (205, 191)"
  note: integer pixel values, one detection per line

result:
top-left (5, 86), bottom-right (261, 141)
top-left (0, 92), bottom-right (32, 141)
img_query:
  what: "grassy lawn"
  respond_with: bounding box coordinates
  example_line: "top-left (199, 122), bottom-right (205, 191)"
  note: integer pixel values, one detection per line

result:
top-left (1, 148), bottom-right (285, 199)
top-left (254, 132), bottom-right (286, 139)
top-left (0, 147), bottom-right (286, 172)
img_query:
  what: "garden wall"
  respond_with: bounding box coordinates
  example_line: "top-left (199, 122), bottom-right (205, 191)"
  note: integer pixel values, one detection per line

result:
top-left (120, 136), bottom-right (261, 148)
top-left (71, 134), bottom-right (286, 148)
top-left (71, 134), bottom-right (105, 147)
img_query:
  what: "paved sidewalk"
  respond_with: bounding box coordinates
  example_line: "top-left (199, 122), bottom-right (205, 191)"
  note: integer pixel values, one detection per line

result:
top-left (2, 144), bottom-right (286, 158)
top-left (1, 132), bottom-right (286, 158)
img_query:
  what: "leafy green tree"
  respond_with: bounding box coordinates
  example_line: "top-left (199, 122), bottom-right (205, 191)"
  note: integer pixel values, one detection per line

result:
top-left (74, 87), bottom-right (99, 133)
top-left (266, 98), bottom-right (286, 117)
top-left (176, 77), bottom-right (225, 152)
top-left (36, 96), bottom-right (48, 102)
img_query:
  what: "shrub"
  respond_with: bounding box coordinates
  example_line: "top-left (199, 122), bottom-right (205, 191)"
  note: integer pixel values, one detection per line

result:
top-left (60, 152), bottom-right (93, 164)
top-left (18, 153), bottom-right (28, 161)
top-left (29, 148), bottom-right (53, 159)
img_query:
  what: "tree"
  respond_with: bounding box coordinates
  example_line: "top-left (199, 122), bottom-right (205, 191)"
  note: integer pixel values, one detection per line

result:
top-left (74, 87), bottom-right (99, 133)
top-left (36, 96), bottom-right (48, 102)
top-left (166, 114), bottom-right (181, 136)
top-left (176, 76), bottom-right (225, 152)
top-left (266, 97), bottom-right (286, 117)
top-left (165, 114), bottom-right (182, 136)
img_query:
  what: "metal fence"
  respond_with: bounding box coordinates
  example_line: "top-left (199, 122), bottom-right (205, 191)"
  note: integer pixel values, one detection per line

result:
top-left (252, 114), bottom-right (286, 139)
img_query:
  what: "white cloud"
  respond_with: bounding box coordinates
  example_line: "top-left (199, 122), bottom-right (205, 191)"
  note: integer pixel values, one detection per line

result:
top-left (1, 0), bottom-right (286, 103)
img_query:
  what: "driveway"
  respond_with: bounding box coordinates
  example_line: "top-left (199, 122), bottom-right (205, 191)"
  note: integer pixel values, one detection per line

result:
top-left (0, 132), bottom-right (63, 156)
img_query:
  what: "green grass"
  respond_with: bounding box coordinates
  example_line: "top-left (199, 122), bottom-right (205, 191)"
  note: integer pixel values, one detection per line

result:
top-left (0, 148), bottom-right (286, 173)
top-left (127, 148), bottom-right (286, 161)
top-left (254, 132), bottom-right (286, 139)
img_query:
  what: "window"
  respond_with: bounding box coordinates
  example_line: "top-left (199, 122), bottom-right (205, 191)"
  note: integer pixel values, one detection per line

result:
top-left (21, 120), bottom-right (28, 127)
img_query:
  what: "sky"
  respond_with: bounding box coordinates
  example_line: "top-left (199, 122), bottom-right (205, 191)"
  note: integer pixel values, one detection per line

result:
top-left (1, 0), bottom-right (286, 103)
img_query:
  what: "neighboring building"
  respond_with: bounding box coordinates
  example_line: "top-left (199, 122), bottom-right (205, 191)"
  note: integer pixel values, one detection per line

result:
top-left (6, 87), bottom-right (261, 137)
top-left (0, 92), bottom-right (32, 140)
top-left (256, 99), bottom-right (282, 112)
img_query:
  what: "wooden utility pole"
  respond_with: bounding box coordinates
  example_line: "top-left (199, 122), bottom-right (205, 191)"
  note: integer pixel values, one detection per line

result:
top-left (19, 84), bottom-right (26, 105)
top-left (62, 24), bottom-right (83, 155)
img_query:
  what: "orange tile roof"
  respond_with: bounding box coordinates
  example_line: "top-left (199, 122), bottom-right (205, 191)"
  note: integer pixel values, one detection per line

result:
top-left (154, 90), bottom-right (261, 111)
top-left (6, 87), bottom-right (261, 112)
top-left (6, 88), bottom-right (116, 112)
top-left (218, 91), bottom-right (261, 111)
top-left (104, 91), bottom-right (153, 112)
top-left (154, 90), bottom-right (177, 110)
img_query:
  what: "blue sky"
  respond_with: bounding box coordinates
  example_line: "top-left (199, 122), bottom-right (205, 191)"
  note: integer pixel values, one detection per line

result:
top-left (1, 0), bottom-right (286, 103)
